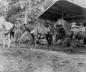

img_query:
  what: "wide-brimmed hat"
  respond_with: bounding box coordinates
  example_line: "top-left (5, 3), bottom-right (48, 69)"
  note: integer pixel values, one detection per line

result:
top-left (71, 22), bottom-right (77, 27)
top-left (16, 18), bottom-right (21, 21)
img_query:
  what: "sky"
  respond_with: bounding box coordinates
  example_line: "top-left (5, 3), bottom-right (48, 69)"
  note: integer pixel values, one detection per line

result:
top-left (53, 0), bottom-right (86, 8)
top-left (67, 0), bottom-right (86, 8)
top-left (0, 0), bottom-right (86, 8)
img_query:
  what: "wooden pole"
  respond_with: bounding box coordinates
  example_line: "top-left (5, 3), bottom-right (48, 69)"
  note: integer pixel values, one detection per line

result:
top-left (62, 11), bottom-right (63, 24)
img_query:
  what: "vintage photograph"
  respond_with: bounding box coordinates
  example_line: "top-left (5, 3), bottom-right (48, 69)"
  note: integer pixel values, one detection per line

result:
top-left (0, 0), bottom-right (86, 72)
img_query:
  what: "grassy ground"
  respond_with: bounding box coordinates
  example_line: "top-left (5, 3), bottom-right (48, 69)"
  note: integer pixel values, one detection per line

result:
top-left (0, 42), bottom-right (86, 72)
top-left (18, 41), bottom-right (86, 54)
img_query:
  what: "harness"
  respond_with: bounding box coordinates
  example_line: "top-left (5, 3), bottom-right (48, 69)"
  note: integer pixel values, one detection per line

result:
top-left (31, 26), bottom-right (50, 39)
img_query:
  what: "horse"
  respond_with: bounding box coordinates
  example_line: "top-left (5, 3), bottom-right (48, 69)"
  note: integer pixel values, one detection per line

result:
top-left (18, 24), bottom-right (33, 43)
top-left (71, 26), bottom-right (86, 47)
top-left (0, 20), bottom-right (14, 48)
top-left (30, 24), bottom-right (52, 49)
top-left (54, 19), bottom-right (72, 47)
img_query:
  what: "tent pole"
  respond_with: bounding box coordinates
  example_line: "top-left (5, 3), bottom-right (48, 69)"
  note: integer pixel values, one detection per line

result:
top-left (62, 11), bottom-right (63, 20)
top-left (62, 11), bottom-right (63, 24)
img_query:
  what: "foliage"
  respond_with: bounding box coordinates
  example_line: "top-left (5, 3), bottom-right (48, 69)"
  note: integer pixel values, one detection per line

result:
top-left (0, 0), bottom-right (9, 17)
top-left (0, 0), bottom-right (54, 24)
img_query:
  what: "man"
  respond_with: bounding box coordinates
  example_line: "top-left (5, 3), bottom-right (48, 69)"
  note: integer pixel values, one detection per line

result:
top-left (14, 19), bottom-right (22, 42)
top-left (79, 23), bottom-right (85, 32)
top-left (15, 19), bottom-right (21, 30)
top-left (71, 22), bottom-right (80, 37)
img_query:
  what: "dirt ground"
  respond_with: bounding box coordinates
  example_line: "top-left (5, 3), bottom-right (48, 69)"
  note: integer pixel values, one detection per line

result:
top-left (0, 43), bottom-right (86, 72)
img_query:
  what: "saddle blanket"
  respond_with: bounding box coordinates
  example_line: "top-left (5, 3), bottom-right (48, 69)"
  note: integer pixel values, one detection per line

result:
top-left (71, 26), bottom-right (85, 34)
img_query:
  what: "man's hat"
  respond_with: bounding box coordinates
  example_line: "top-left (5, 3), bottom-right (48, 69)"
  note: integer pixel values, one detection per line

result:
top-left (16, 18), bottom-right (20, 21)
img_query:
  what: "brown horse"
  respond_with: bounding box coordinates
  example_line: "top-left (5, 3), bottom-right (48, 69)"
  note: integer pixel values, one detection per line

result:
top-left (71, 28), bottom-right (86, 46)
top-left (53, 19), bottom-right (72, 46)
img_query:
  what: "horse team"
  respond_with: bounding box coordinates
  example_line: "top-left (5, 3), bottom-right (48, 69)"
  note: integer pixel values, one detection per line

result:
top-left (0, 17), bottom-right (86, 52)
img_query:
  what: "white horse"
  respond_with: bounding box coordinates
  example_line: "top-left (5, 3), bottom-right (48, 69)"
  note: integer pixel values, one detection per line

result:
top-left (0, 17), bottom-right (14, 48)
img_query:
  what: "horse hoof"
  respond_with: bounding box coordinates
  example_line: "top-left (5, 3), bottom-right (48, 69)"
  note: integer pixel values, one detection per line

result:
top-left (68, 49), bottom-right (73, 53)
top-left (48, 49), bottom-right (50, 51)
top-left (8, 46), bottom-right (10, 48)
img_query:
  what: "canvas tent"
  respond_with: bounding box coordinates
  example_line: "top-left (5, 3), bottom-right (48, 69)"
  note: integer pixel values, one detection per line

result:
top-left (36, 0), bottom-right (86, 21)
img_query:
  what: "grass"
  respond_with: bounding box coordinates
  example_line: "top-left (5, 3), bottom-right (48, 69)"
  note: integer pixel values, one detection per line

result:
top-left (0, 42), bottom-right (86, 72)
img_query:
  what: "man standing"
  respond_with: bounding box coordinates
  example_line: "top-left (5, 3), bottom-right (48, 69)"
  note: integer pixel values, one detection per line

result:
top-left (14, 19), bottom-right (22, 42)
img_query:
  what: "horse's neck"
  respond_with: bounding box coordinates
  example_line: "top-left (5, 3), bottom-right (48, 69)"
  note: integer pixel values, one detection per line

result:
top-left (37, 28), bottom-right (39, 34)
top-left (11, 26), bottom-right (15, 31)
top-left (2, 24), bottom-right (6, 30)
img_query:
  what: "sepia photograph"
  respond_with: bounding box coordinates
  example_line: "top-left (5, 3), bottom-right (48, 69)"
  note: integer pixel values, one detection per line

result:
top-left (0, 0), bottom-right (86, 72)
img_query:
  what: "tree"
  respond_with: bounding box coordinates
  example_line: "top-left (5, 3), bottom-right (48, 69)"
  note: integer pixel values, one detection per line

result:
top-left (0, 0), bottom-right (9, 17)
top-left (5, 0), bottom-right (55, 24)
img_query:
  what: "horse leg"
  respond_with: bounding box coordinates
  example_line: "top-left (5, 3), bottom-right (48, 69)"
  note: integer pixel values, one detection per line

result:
top-left (84, 38), bottom-right (86, 45)
top-left (46, 34), bottom-right (52, 50)
top-left (31, 33), bottom-right (35, 44)
top-left (69, 38), bottom-right (78, 53)
top-left (55, 34), bottom-right (59, 44)
top-left (53, 34), bottom-right (57, 44)
top-left (7, 33), bottom-right (12, 48)
top-left (3, 40), bottom-right (6, 48)
top-left (47, 39), bottom-right (50, 50)
top-left (3, 36), bottom-right (8, 48)
top-left (45, 34), bottom-right (49, 50)
top-left (7, 39), bottom-right (11, 48)
top-left (31, 34), bottom-right (38, 46)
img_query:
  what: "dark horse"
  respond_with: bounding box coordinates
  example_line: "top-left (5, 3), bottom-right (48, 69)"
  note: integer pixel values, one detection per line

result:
top-left (54, 24), bottom-right (68, 46)
top-left (71, 30), bottom-right (86, 47)
top-left (30, 25), bottom-right (53, 50)
top-left (36, 31), bottom-right (53, 50)
top-left (45, 31), bottom-right (52, 50)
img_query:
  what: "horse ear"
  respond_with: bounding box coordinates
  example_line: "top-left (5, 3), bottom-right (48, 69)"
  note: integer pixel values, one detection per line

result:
top-left (2, 24), bottom-right (5, 29)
